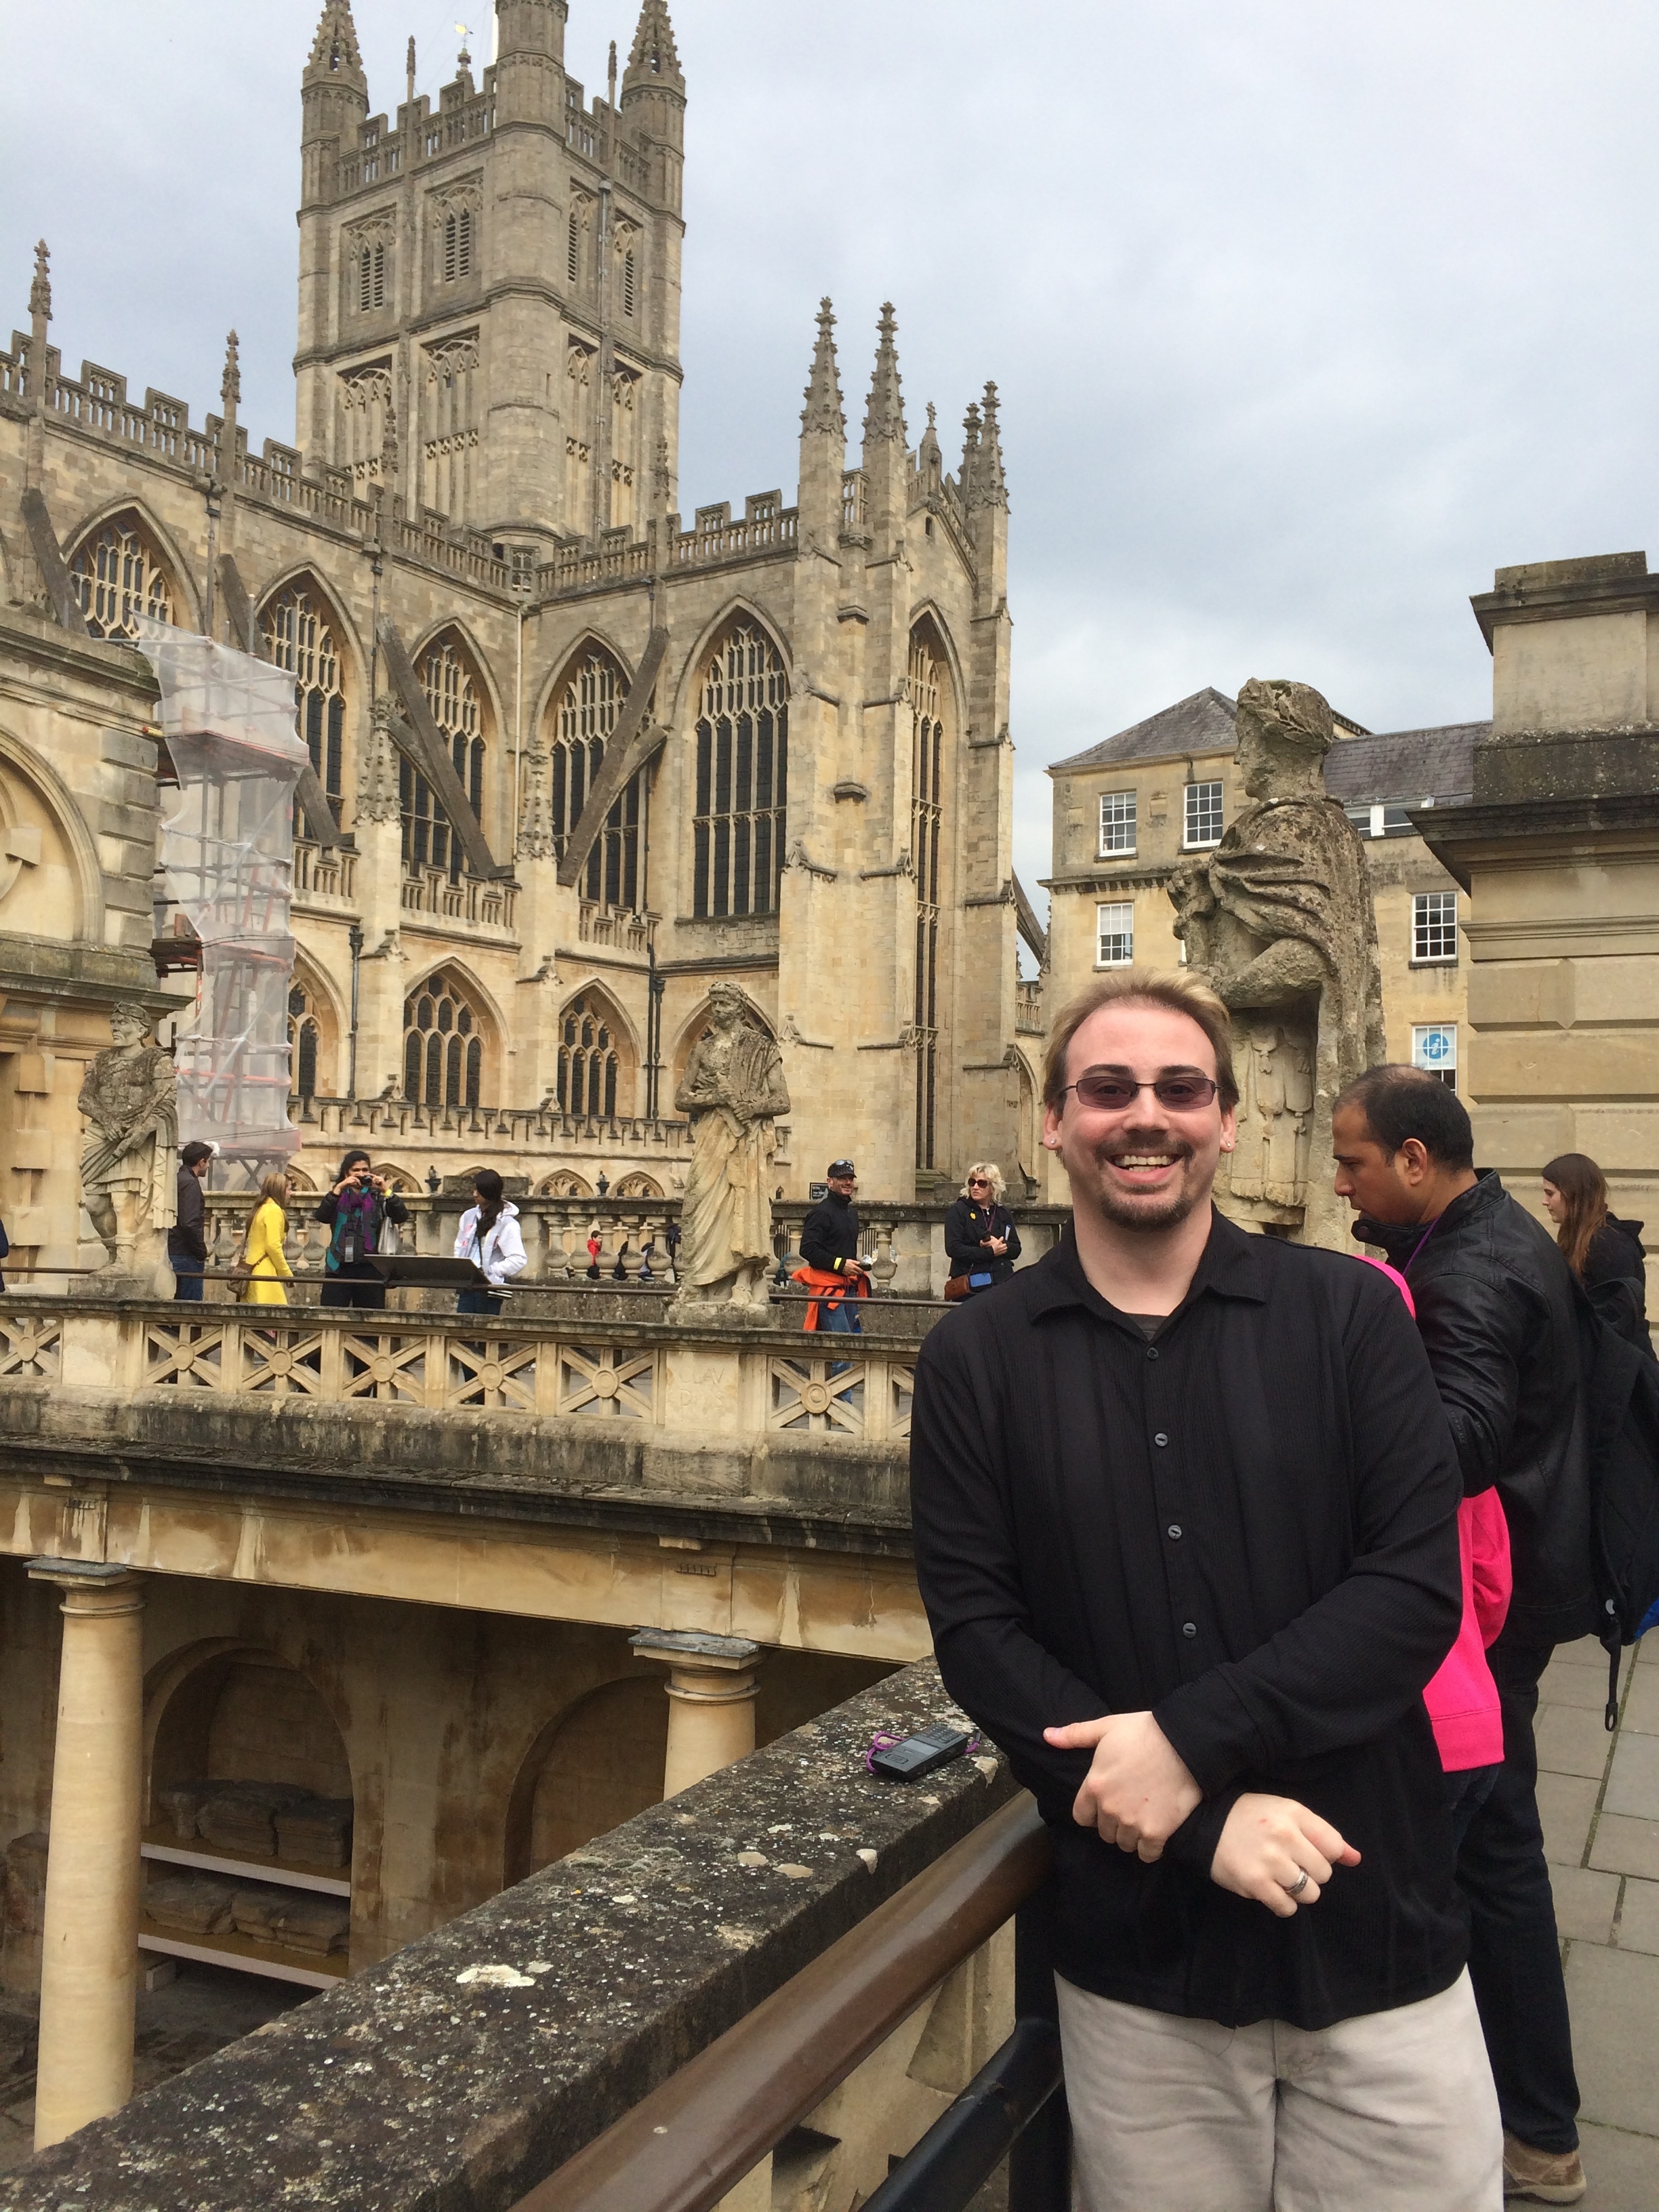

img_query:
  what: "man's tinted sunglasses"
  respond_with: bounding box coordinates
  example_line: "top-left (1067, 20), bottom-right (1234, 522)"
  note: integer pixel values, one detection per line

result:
top-left (1060, 1073), bottom-right (1221, 1112)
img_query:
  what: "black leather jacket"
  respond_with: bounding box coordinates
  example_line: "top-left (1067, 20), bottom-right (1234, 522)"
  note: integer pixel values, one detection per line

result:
top-left (1355, 1169), bottom-right (1595, 1647)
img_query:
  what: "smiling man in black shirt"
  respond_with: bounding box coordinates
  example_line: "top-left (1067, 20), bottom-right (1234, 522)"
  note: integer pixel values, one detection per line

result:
top-left (910, 968), bottom-right (1501, 2211)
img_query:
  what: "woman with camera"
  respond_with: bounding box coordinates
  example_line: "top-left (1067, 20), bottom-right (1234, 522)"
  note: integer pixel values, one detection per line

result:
top-left (314, 1148), bottom-right (409, 1310)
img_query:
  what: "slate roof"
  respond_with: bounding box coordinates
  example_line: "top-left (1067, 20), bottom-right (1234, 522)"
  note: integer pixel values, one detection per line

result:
top-left (1048, 688), bottom-right (1237, 773)
top-left (1322, 723), bottom-right (1485, 807)
top-left (1050, 688), bottom-right (1483, 811)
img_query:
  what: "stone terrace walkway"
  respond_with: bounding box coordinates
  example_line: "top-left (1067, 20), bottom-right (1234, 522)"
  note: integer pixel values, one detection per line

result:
top-left (1538, 1633), bottom-right (1659, 2207)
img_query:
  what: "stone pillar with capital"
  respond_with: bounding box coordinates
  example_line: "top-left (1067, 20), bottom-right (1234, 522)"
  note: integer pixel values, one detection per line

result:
top-left (28, 1559), bottom-right (147, 2152)
top-left (630, 1629), bottom-right (762, 1797)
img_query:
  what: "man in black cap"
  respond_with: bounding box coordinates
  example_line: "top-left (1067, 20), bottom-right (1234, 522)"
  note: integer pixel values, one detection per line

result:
top-left (800, 1160), bottom-right (867, 1335)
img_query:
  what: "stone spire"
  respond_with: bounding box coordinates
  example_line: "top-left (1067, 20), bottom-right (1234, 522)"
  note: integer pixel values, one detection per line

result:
top-left (862, 303), bottom-right (906, 445)
top-left (918, 399), bottom-right (941, 489)
top-left (971, 380), bottom-right (1008, 510)
top-left (800, 298), bottom-right (845, 438)
top-left (358, 694), bottom-right (403, 825)
top-left (220, 330), bottom-right (241, 414)
top-left (379, 398), bottom-right (400, 495)
top-left (27, 241), bottom-right (51, 405)
top-left (624, 0), bottom-right (684, 94)
top-left (516, 735), bottom-right (554, 859)
top-left (28, 241), bottom-right (51, 333)
top-left (958, 398), bottom-right (981, 504)
top-left (405, 35), bottom-right (416, 107)
top-left (305, 0), bottom-right (367, 89)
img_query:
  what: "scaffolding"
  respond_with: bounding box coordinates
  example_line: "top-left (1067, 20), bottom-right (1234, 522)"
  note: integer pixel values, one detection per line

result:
top-left (136, 619), bottom-right (308, 1181)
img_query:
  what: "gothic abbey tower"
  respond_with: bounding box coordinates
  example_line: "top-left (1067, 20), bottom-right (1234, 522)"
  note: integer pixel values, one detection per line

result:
top-left (0, 0), bottom-right (1036, 1253)
top-left (296, 0), bottom-right (685, 544)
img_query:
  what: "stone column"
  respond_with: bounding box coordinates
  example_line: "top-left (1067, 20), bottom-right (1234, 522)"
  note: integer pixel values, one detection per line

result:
top-left (630, 1629), bottom-right (762, 1797)
top-left (28, 1559), bottom-right (147, 2152)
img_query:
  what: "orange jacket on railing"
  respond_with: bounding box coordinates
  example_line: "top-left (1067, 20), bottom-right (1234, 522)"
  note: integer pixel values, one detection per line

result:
top-left (792, 1265), bottom-right (869, 1332)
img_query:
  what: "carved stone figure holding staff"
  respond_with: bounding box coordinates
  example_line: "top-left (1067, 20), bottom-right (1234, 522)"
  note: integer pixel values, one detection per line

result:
top-left (77, 1001), bottom-right (179, 1280)
top-left (671, 985), bottom-right (790, 1315)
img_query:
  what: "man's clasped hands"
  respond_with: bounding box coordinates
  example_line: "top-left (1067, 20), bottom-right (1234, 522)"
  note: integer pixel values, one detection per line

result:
top-left (1042, 1711), bottom-right (1361, 1919)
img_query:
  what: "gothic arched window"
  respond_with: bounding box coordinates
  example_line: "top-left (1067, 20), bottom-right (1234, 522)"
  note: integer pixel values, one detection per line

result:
top-left (262, 581), bottom-right (347, 815)
top-left (288, 982), bottom-right (321, 1099)
top-left (67, 514), bottom-right (175, 640)
top-left (693, 623), bottom-right (788, 920)
top-left (546, 645), bottom-right (645, 911)
top-left (557, 994), bottom-right (619, 1120)
top-left (909, 624), bottom-right (950, 1171)
top-left (402, 634), bottom-right (487, 878)
top-left (403, 969), bottom-right (484, 1107)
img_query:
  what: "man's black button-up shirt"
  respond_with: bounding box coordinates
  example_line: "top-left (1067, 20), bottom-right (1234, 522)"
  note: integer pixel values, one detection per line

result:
top-left (909, 1211), bottom-right (1466, 2031)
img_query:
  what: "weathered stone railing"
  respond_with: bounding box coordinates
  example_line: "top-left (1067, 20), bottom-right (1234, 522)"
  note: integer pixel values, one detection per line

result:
top-left (399, 865), bottom-right (519, 931)
top-left (0, 1296), bottom-right (928, 1444)
top-left (1016, 977), bottom-right (1046, 1034)
top-left (278, 1103), bottom-right (693, 1165)
top-left (534, 503), bottom-right (799, 602)
top-left (577, 900), bottom-right (655, 951)
top-left (292, 838), bottom-right (357, 904)
top-left (201, 1192), bottom-right (1069, 1301)
top-left (0, 1665), bottom-right (1023, 2212)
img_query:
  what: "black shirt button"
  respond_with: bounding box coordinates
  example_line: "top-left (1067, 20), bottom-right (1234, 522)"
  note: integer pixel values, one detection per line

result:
top-left (1167, 1524), bottom-right (1183, 1540)
top-left (1153, 1432), bottom-right (1169, 1448)
top-left (1146, 1346), bottom-right (1160, 1361)
top-left (1181, 1621), bottom-right (1197, 1638)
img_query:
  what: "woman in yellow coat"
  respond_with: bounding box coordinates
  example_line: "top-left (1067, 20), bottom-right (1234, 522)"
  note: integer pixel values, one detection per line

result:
top-left (243, 1172), bottom-right (295, 1306)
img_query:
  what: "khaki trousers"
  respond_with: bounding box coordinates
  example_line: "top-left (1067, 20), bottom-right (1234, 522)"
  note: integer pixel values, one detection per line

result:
top-left (1056, 1967), bottom-right (1502, 2212)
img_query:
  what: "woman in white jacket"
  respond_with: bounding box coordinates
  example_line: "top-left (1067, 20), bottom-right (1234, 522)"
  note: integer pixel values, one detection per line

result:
top-left (453, 1170), bottom-right (527, 1315)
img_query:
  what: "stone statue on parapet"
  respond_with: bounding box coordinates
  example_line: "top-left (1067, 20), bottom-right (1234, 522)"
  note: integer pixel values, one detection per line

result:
top-left (669, 984), bottom-right (790, 1319)
top-left (77, 1001), bottom-right (179, 1288)
top-left (1170, 678), bottom-right (1385, 1250)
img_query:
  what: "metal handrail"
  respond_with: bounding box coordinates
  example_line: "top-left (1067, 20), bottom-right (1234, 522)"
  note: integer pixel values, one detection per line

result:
top-left (511, 1794), bottom-right (1050, 2212)
top-left (860, 2016), bottom-right (1064, 2212)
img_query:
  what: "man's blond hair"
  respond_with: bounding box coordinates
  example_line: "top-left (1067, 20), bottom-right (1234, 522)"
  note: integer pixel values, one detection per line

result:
top-left (1042, 966), bottom-right (1239, 1113)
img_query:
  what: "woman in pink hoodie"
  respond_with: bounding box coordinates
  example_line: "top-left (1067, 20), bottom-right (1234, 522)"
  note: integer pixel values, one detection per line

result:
top-left (1361, 1256), bottom-right (1511, 1844)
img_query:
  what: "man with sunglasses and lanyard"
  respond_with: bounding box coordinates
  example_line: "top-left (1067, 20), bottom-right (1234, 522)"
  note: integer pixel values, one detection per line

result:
top-left (910, 969), bottom-right (1498, 2211)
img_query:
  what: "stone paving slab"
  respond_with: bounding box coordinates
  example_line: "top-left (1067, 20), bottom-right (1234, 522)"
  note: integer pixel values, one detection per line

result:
top-left (1615, 1875), bottom-right (1659, 1958)
top-left (1538, 1703), bottom-right (1622, 1779)
top-left (1578, 2122), bottom-right (1659, 2212)
top-left (1563, 1944), bottom-right (1659, 2135)
top-left (1589, 1814), bottom-right (1659, 1882)
top-left (1605, 1733), bottom-right (1659, 1822)
top-left (1551, 1865), bottom-right (1622, 1946)
top-left (1540, 1771), bottom-right (1603, 1866)
top-left (1624, 1671), bottom-right (1659, 1736)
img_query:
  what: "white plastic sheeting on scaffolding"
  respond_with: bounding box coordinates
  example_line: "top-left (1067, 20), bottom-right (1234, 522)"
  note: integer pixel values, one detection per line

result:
top-left (136, 619), bottom-right (308, 1174)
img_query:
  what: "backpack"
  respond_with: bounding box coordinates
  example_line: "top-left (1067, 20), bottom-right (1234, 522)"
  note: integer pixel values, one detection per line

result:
top-left (1576, 1282), bottom-right (1659, 1727)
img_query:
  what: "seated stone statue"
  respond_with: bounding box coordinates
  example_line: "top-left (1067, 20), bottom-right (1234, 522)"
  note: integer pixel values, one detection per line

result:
top-left (671, 985), bottom-right (790, 1315)
top-left (77, 1000), bottom-right (179, 1281)
top-left (1170, 678), bottom-right (1385, 1248)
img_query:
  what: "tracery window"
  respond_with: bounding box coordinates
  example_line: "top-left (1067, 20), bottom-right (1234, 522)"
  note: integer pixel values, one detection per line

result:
top-left (621, 249), bottom-right (636, 316)
top-left (358, 239), bottom-right (385, 311)
top-left (547, 646), bottom-right (645, 910)
top-left (338, 360), bottom-right (393, 490)
top-left (67, 514), bottom-right (175, 640)
top-left (403, 969), bottom-right (484, 1107)
top-left (910, 626), bottom-right (948, 1170)
top-left (402, 634), bottom-right (486, 877)
top-left (287, 981), bottom-right (322, 1099)
top-left (442, 205), bottom-right (474, 283)
top-left (422, 335), bottom-right (478, 520)
top-left (262, 581), bottom-right (346, 813)
top-left (693, 623), bottom-right (788, 920)
top-left (557, 994), bottom-right (619, 1120)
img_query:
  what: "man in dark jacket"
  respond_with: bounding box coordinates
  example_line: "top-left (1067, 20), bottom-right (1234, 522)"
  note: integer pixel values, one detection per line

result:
top-left (167, 1141), bottom-right (214, 1299)
top-left (913, 973), bottom-right (1497, 2208)
top-left (1333, 1066), bottom-right (1591, 2206)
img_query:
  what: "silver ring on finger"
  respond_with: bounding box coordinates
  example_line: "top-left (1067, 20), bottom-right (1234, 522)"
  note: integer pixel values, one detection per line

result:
top-left (1285, 1867), bottom-right (1310, 1898)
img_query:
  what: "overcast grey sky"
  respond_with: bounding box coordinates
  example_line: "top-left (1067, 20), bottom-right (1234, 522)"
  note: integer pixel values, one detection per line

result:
top-left (7, 2), bottom-right (1659, 907)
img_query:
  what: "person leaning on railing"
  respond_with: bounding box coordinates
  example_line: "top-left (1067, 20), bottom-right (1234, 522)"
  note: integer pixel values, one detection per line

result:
top-left (314, 1147), bottom-right (409, 1311)
top-left (909, 969), bottom-right (1500, 2211)
top-left (943, 1162), bottom-right (1022, 1300)
top-left (796, 1159), bottom-right (869, 1336)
